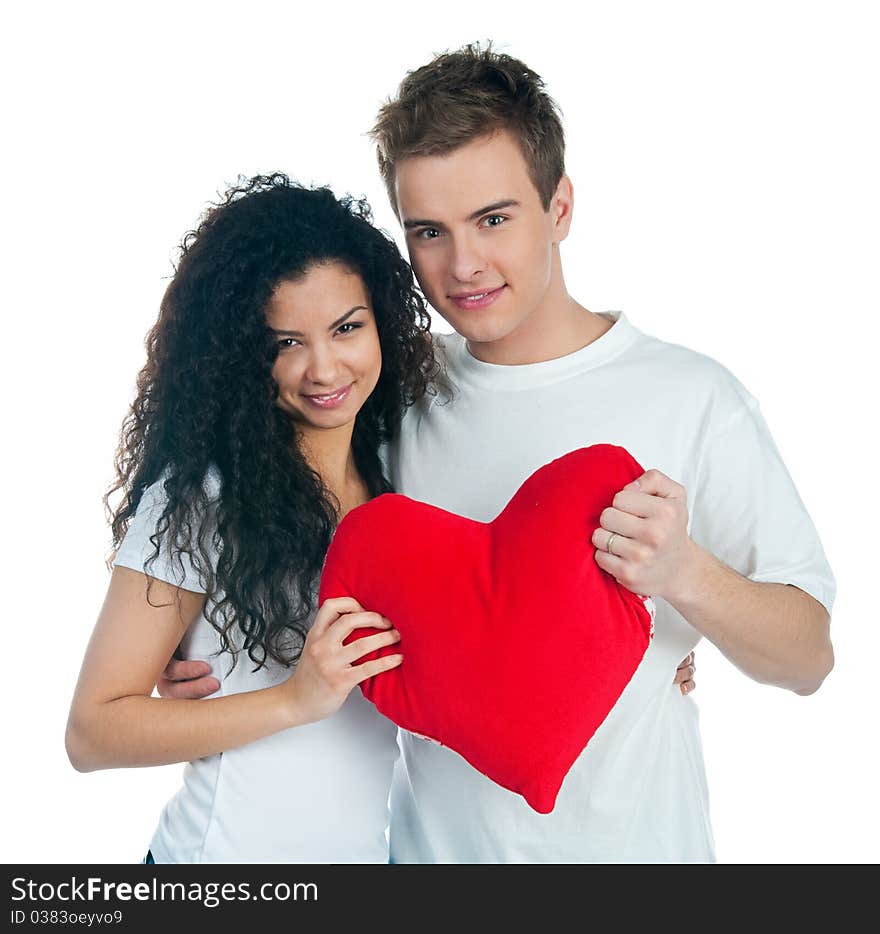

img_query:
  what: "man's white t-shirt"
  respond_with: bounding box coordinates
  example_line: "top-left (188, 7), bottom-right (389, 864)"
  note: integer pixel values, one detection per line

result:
top-left (114, 475), bottom-right (399, 863)
top-left (388, 310), bottom-right (836, 863)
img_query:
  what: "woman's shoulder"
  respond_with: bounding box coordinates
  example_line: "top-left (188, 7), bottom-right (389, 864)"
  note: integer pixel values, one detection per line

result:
top-left (113, 465), bottom-right (223, 593)
top-left (136, 465), bottom-right (222, 513)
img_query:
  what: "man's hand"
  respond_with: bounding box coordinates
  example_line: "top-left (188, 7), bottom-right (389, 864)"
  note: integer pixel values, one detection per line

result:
top-left (156, 658), bottom-right (220, 699)
top-left (673, 652), bottom-right (696, 695)
top-left (591, 468), bottom-right (697, 603)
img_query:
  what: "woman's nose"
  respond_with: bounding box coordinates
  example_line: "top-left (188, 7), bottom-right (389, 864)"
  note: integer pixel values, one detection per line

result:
top-left (304, 343), bottom-right (342, 385)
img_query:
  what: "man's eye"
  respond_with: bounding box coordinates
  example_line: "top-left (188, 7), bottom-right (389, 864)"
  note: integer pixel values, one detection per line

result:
top-left (482, 214), bottom-right (507, 228)
top-left (417, 227), bottom-right (441, 240)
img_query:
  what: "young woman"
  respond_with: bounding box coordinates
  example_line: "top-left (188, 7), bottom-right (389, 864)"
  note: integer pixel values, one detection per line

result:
top-left (65, 174), bottom-right (436, 863)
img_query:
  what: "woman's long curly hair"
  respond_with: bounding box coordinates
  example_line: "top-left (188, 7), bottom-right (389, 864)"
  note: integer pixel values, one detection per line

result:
top-left (108, 173), bottom-right (435, 671)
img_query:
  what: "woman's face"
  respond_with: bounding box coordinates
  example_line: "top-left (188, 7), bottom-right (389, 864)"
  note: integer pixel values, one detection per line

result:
top-left (266, 262), bottom-right (382, 433)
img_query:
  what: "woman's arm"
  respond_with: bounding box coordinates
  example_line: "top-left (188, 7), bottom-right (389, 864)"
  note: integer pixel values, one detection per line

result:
top-left (65, 567), bottom-right (402, 772)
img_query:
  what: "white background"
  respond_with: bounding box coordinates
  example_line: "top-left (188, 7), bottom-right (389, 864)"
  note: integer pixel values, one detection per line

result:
top-left (2, 0), bottom-right (877, 863)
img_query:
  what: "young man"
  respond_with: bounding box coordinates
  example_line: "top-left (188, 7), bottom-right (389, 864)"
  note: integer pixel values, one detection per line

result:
top-left (160, 45), bottom-right (834, 862)
top-left (367, 44), bottom-right (834, 862)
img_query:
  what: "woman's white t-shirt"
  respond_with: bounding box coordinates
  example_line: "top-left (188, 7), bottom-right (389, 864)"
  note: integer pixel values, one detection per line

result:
top-left (114, 475), bottom-right (399, 863)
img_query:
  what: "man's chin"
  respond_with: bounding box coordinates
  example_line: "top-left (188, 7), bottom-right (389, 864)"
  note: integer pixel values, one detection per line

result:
top-left (433, 310), bottom-right (514, 346)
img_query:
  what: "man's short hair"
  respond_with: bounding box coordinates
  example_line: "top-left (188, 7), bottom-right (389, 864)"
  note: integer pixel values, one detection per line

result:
top-left (370, 42), bottom-right (566, 217)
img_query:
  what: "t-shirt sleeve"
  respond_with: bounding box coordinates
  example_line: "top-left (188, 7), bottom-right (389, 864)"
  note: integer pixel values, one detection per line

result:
top-left (113, 479), bottom-right (213, 593)
top-left (688, 400), bottom-right (836, 615)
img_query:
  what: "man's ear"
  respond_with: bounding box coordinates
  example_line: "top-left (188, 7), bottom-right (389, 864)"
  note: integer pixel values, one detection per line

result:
top-left (550, 175), bottom-right (574, 244)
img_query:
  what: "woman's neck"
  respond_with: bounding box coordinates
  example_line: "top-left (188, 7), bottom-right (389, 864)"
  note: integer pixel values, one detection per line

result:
top-left (297, 424), bottom-right (368, 518)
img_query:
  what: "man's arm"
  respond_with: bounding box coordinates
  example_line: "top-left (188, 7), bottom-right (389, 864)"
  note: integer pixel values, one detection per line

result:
top-left (663, 543), bottom-right (831, 695)
top-left (593, 469), bottom-right (834, 696)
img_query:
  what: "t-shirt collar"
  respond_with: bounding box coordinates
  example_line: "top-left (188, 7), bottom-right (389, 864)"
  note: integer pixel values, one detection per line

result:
top-left (450, 310), bottom-right (639, 390)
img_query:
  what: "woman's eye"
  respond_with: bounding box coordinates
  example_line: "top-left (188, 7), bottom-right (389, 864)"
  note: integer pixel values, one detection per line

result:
top-left (278, 337), bottom-right (300, 349)
top-left (337, 321), bottom-right (363, 335)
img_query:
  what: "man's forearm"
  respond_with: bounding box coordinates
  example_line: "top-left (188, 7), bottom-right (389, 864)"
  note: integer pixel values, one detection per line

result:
top-left (665, 542), bottom-right (834, 695)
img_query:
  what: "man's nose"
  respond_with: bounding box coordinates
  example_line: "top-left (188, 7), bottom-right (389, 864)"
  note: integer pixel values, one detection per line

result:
top-left (449, 231), bottom-right (487, 283)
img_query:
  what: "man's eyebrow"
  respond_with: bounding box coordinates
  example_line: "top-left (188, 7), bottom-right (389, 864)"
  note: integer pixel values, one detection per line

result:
top-left (271, 306), bottom-right (367, 336)
top-left (403, 199), bottom-right (520, 230)
top-left (466, 199), bottom-right (520, 222)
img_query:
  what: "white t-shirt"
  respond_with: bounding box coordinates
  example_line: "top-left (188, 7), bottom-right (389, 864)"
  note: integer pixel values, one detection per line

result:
top-left (114, 474), bottom-right (399, 863)
top-left (387, 310), bottom-right (836, 863)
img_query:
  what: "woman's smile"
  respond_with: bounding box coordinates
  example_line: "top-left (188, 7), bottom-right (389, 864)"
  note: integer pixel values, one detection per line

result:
top-left (302, 383), bottom-right (354, 409)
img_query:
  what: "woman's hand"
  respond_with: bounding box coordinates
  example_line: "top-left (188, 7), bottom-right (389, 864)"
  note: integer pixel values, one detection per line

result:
top-left (283, 597), bottom-right (403, 725)
top-left (67, 574), bottom-right (403, 772)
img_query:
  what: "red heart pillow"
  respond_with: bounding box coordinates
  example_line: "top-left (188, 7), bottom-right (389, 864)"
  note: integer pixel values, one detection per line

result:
top-left (318, 444), bottom-right (654, 813)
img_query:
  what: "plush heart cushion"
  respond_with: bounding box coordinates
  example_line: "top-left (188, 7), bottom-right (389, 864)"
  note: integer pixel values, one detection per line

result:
top-left (318, 444), bottom-right (654, 814)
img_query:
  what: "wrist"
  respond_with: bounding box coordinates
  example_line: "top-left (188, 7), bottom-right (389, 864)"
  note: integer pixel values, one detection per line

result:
top-left (662, 538), bottom-right (711, 611)
top-left (271, 677), bottom-right (313, 731)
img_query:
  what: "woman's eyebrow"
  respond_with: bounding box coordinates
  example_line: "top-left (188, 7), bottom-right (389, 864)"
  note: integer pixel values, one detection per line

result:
top-left (271, 306), bottom-right (368, 337)
top-left (329, 306), bottom-right (368, 329)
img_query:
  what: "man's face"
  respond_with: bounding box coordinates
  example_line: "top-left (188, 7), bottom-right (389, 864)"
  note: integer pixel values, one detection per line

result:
top-left (395, 129), bottom-right (572, 356)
